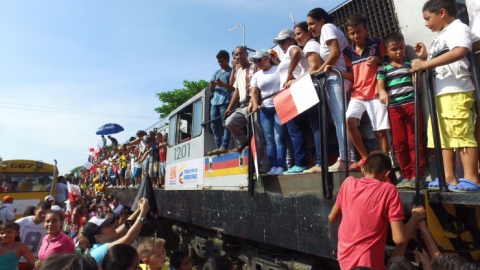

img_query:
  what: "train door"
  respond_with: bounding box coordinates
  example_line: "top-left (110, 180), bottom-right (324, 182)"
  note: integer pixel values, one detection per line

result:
top-left (165, 98), bottom-right (206, 190)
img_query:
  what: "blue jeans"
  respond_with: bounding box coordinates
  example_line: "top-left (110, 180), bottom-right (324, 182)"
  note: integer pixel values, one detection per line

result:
top-left (211, 104), bottom-right (231, 149)
top-left (307, 105), bottom-right (322, 166)
top-left (325, 74), bottom-right (355, 161)
top-left (260, 107), bottom-right (286, 168)
top-left (286, 112), bottom-right (307, 167)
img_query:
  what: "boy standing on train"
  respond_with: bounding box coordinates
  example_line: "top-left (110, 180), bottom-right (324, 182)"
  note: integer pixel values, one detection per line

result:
top-left (411, 0), bottom-right (480, 191)
top-left (329, 151), bottom-right (426, 270)
top-left (207, 50), bottom-right (234, 156)
top-left (377, 32), bottom-right (425, 189)
top-left (342, 13), bottom-right (390, 171)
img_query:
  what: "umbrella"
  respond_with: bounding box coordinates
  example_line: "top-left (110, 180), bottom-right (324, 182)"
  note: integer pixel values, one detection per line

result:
top-left (96, 123), bottom-right (124, 135)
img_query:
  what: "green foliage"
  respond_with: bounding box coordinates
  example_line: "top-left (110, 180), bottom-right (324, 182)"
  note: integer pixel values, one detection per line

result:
top-left (70, 165), bottom-right (84, 174)
top-left (155, 80), bottom-right (209, 118)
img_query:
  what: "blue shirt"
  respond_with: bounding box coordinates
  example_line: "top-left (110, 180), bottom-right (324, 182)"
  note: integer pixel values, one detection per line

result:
top-left (90, 243), bottom-right (109, 265)
top-left (210, 67), bottom-right (232, 105)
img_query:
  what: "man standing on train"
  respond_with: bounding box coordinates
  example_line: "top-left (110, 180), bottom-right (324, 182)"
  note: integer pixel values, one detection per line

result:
top-left (207, 50), bottom-right (234, 156)
top-left (225, 46), bottom-right (269, 172)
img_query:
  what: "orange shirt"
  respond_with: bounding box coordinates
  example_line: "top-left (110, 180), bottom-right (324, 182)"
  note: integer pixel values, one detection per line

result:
top-left (343, 37), bottom-right (385, 100)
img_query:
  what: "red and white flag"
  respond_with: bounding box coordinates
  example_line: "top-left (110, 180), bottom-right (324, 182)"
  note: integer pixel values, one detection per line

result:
top-left (273, 73), bottom-right (319, 124)
top-left (84, 162), bottom-right (97, 172)
top-left (67, 182), bottom-right (81, 204)
top-left (250, 125), bottom-right (259, 179)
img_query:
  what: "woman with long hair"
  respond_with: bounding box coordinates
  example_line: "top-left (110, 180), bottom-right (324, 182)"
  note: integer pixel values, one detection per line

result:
top-left (307, 8), bottom-right (355, 171)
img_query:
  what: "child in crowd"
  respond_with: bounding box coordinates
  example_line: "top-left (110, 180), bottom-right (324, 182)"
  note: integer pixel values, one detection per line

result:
top-left (377, 32), bottom-right (425, 188)
top-left (137, 237), bottom-right (169, 270)
top-left (170, 250), bottom-right (193, 270)
top-left (411, 0), bottom-right (480, 191)
top-left (2, 195), bottom-right (16, 216)
top-left (343, 13), bottom-right (390, 170)
top-left (329, 151), bottom-right (425, 270)
top-left (0, 222), bottom-right (36, 268)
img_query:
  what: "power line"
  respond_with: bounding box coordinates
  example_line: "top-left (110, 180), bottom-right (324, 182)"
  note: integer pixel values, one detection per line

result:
top-left (0, 103), bottom-right (159, 120)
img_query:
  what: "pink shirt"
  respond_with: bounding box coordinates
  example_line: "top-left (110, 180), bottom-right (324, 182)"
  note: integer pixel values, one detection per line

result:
top-left (335, 177), bottom-right (404, 270)
top-left (38, 232), bottom-right (75, 261)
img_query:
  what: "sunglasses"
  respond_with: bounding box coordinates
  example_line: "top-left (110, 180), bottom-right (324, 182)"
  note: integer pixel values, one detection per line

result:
top-left (253, 57), bottom-right (265, 64)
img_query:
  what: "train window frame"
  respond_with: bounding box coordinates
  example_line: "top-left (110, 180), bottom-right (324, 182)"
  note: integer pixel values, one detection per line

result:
top-left (192, 99), bottom-right (203, 138)
top-left (168, 115), bottom-right (178, 147)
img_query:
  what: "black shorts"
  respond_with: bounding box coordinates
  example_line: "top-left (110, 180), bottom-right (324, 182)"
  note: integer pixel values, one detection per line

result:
top-left (120, 168), bottom-right (126, 178)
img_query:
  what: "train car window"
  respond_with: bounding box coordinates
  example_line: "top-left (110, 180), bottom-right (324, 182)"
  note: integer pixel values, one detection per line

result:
top-left (192, 99), bottom-right (203, 138)
top-left (168, 115), bottom-right (178, 147)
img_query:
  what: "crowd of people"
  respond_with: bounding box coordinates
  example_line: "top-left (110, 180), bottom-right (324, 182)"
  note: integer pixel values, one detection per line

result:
top-left (205, 0), bottom-right (480, 194)
top-left (84, 131), bottom-right (168, 190)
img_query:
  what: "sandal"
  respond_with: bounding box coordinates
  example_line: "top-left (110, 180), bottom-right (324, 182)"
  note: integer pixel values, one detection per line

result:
top-left (425, 178), bottom-right (440, 190)
top-left (448, 178), bottom-right (480, 193)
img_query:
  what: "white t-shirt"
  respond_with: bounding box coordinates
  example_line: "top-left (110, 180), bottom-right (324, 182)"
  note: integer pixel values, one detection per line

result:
top-left (55, 182), bottom-right (68, 202)
top-left (467, 0), bottom-right (480, 42)
top-left (429, 19), bottom-right (475, 96)
top-left (251, 65), bottom-right (280, 107)
top-left (303, 38), bottom-right (321, 55)
top-left (0, 207), bottom-right (14, 223)
top-left (319, 23), bottom-right (349, 72)
top-left (233, 64), bottom-right (257, 103)
top-left (112, 204), bottom-right (124, 214)
top-left (277, 45), bottom-right (310, 87)
top-left (16, 216), bottom-right (46, 262)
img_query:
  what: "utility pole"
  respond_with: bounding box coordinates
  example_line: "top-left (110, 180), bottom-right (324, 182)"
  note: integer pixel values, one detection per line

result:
top-left (228, 23), bottom-right (245, 47)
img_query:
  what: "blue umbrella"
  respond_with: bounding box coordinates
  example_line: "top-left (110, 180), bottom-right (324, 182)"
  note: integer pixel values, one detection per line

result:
top-left (96, 123), bottom-right (124, 135)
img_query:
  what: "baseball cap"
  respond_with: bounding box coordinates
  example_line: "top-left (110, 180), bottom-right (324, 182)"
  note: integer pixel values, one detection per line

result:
top-left (248, 49), bottom-right (270, 62)
top-left (273, 29), bottom-right (295, 44)
top-left (45, 195), bottom-right (54, 202)
top-left (83, 216), bottom-right (115, 244)
top-left (269, 49), bottom-right (278, 58)
top-left (2, 196), bottom-right (13, 204)
top-left (51, 205), bottom-right (62, 211)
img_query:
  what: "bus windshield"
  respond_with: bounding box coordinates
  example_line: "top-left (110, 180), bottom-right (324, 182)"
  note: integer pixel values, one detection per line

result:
top-left (0, 172), bottom-right (53, 192)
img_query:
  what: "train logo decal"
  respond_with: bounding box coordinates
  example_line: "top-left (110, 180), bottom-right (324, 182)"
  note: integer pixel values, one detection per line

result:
top-left (178, 165), bottom-right (185, 184)
top-left (169, 166), bottom-right (176, 180)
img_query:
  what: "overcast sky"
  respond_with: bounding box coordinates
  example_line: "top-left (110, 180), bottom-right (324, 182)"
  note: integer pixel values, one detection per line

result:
top-left (0, 0), bottom-right (346, 174)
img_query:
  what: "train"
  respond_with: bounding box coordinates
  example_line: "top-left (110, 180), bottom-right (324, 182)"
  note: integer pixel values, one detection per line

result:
top-left (108, 0), bottom-right (480, 269)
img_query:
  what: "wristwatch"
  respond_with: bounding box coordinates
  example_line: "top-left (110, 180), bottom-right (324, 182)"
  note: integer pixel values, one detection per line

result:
top-left (137, 217), bottom-right (146, 223)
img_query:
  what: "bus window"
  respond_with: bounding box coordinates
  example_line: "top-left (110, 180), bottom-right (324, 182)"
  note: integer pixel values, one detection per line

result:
top-left (0, 173), bottom-right (53, 192)
top-left (192, 100), bottom-right (203, 138)
top-left (168, 115), bottom-right (178, 147)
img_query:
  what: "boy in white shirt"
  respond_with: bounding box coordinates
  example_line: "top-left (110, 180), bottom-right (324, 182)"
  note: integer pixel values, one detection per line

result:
top-left (411, 0), bottom-right (480, 192)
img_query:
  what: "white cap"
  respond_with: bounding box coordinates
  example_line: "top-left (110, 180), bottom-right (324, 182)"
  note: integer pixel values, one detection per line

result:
top-left (45, 195), bottom-right (54, 202)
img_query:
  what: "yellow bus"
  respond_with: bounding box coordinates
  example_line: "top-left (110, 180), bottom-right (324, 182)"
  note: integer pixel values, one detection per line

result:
top-left (0, 159), bottom-right (58, 219)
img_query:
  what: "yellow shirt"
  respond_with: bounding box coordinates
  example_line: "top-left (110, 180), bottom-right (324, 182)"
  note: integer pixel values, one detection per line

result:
top-left (94, 182), bottom-right (105, 194)
top-left (120, 155), bottom-right (127, 169)
top-left (139, 264), bottom-right (171, 270)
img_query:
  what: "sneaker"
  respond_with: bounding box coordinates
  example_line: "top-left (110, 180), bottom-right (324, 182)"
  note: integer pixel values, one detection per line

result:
top-left (207, 149), bottom-right (218, 155)
top-left (404, 177), bottom-right (424, 189)
top-left (275, 167), bottom-right (284, 175)
top-left (396, 177), bottom-right (409, 189)
top-left (135, 184), bottom-right (141, 188)
top-left (328, 160), bottom-right (345, 172)
top-left (266, 167), bottom-right (277, 175)
top-left (213, 147), bottom-right (228, 155)
top-left (304, 165), bottom-right (322, 174)
top-left (349, 158), bottom-right (367, 171)
top-left (284, 165), bottom-right (308, 174)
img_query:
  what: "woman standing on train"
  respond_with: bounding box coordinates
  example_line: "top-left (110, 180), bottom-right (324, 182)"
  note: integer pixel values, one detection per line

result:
top-left (307, 8), bottom-right (355, 171)
top-left (274, 28), bottom-right (312, 174)
top-left (249, 50), bottom-right (286, 175)
top-left (293, 22), bottom-right (324, 174)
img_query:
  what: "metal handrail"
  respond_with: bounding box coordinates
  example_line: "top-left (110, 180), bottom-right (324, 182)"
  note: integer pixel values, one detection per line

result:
top-left (425, 48), bottom-right (449, 192)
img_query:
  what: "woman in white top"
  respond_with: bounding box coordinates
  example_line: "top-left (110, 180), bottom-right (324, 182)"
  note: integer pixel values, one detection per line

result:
top-left (307, 8), bottom-right (355, 172)
top-left (293, 21), bottom-right (325, 174)
top-left (249, 50), bottom-right (286, 175)
top-left (274, 28), bottom-right (311, 174)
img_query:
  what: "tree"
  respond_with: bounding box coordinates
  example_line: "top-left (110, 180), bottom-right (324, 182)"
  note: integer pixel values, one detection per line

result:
top-left (70, 165), bottom-right (84, 175)
top-left (155, 80), bottom-right (209, 118)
